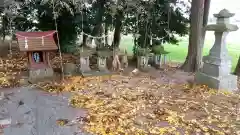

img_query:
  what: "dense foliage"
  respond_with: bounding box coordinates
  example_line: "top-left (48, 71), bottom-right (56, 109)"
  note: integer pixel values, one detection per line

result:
top-left (0, 0), bottom-right (190, 53)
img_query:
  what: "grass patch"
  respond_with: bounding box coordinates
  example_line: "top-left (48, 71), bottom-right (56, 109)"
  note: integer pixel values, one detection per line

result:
top-left (120, 35), bottom-right (240, 71)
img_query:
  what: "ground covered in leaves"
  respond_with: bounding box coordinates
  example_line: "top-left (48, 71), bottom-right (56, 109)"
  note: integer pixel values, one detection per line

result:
top-left (38, 72), bottom-right (240, 135)
top-left (0, 51), bottom-right (77, 88)
top-left (0, 46), bottom-right (240, 134)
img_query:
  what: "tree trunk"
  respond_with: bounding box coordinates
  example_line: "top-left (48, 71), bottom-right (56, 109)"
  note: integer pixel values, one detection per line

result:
top-left (105, 23), bottom-right (108, 46)
top-left (112, 11), bottom-right (123, 48)
top-left (91, 0), bottom-right (105, 49)
top-left (199, 0), bottom-right (211, 66)
top-left (82, 34), bottom-right (88, 46)
top-left (2, 33), bottom-right (5, 43)
top-left (235, 56), bottom-right (240, 76)
top-left (202, 0), bottom-right (211, 39)
top-left (82, 8), bottom-right (88, 47)
top-left (181, 0), bottom-right (205, 72)
top-left (1, 15), bottom-right (7, 43)
top-left (132, 37), bottom-right (138, 61)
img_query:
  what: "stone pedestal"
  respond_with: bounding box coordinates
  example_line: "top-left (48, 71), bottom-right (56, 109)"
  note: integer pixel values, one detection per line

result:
top-left (78, 49), bottom-right (95, 77)
top-left (163, 55), bottom-right (167, 65)
top-left (63, 63), bottom-right (76, 76)
top-left (195, 9), bottom-right (239, 91)
top-left (195, 72), bottom-right (237, 90)
top-left (97, 57), bottom-right (108, 72)
top-left (79, 56), bottom-right (91, 72)
top-left (154, 54), bottom-right (168, 68)
top-left (148, 53), bottom-right (154, 64)
top-left (137, 56), bottom-right (149, 71)
top-left (95, 50), bottom-right (112, 75)
top-left (29, 67), bottom-right (54, 83)
top-left (154, 55), bottom-right (162, 67)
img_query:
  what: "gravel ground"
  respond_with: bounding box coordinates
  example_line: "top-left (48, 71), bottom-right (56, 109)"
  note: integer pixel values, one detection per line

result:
top-left (0, 87), bottom-right (89, 135)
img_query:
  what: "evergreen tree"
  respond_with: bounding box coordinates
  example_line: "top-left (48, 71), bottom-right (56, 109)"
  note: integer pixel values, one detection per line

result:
top-left (123, 0), bottom-right (189, 57)
top-left (3, 0), bottom-right (189, 54)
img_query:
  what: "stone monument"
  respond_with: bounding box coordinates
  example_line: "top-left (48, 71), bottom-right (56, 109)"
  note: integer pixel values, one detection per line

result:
top-left (153, 54), bottom-right (168, 68)
top-left (152, 45), bottom-right (169, 68)
top-left (195, 9), bottom-right (238, 91)
top-left (97, 56), bottom-right (108, 71)
top-left (137, 55), bottom-right (149, 71)
top-left (78, 49), bottom-right (94, 77)
top-left (63, 63), bottom-right (76, 76)
top-left (154, 55), bottom-right (162, 67)
top-left (96, 50), bottom-right (111, 75)
top-left (80, 57), bottom-right (91, 71)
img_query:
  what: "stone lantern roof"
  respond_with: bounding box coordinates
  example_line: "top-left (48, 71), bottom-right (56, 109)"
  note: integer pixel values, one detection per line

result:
top-left (206, 9), bottom-right (238, 32)
top-left (213, 9), bottom-right (235, 18)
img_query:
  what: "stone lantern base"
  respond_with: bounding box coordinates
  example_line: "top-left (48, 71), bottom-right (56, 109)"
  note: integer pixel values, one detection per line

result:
top-left (195, 72), bottom-right (238, 91)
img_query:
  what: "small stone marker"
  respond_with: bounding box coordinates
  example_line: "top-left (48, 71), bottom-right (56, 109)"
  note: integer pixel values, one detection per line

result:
top-left (79, 49), bottom-right (95, 77)
top-left (137, 56), bottom-right (149, 71)
top-left (95, 50), bottom-right (112, 76)
top-left (156, 55), bottom-right (167, 65)
top-left (63, 63), bottom-right (76, 76)
top-left (97, 56), bottom-right (108, 72)
top-left (163, 55), bottom-right (167, 65)
top-left (79, 56), bottom-right (91, 72)
top-left (148, 53), bottom-right (154, 64)
top-left (195, 9), bottom-right (239, 91)
top-left (154, 55), bottom-right (162, 67)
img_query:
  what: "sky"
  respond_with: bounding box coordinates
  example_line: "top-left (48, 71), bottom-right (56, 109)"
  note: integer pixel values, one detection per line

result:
top-left (210, 0), bottom-right (240, 21)
top-left (210, 0), bottom-right (240, 13)
top-left (208, 0), bottom-right (240, 43)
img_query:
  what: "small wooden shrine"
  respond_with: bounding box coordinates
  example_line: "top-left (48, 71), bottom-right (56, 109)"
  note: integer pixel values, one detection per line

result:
top-left (16, 30), bottom-right (58, 82)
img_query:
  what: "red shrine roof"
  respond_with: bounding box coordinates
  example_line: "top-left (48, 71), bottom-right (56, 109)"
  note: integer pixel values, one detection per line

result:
top-left (16, 30), bottom-right (58, 52)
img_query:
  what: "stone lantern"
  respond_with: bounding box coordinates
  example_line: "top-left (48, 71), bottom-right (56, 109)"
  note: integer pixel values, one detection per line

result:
top-left (195, 9), bottom-right (239, 91)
